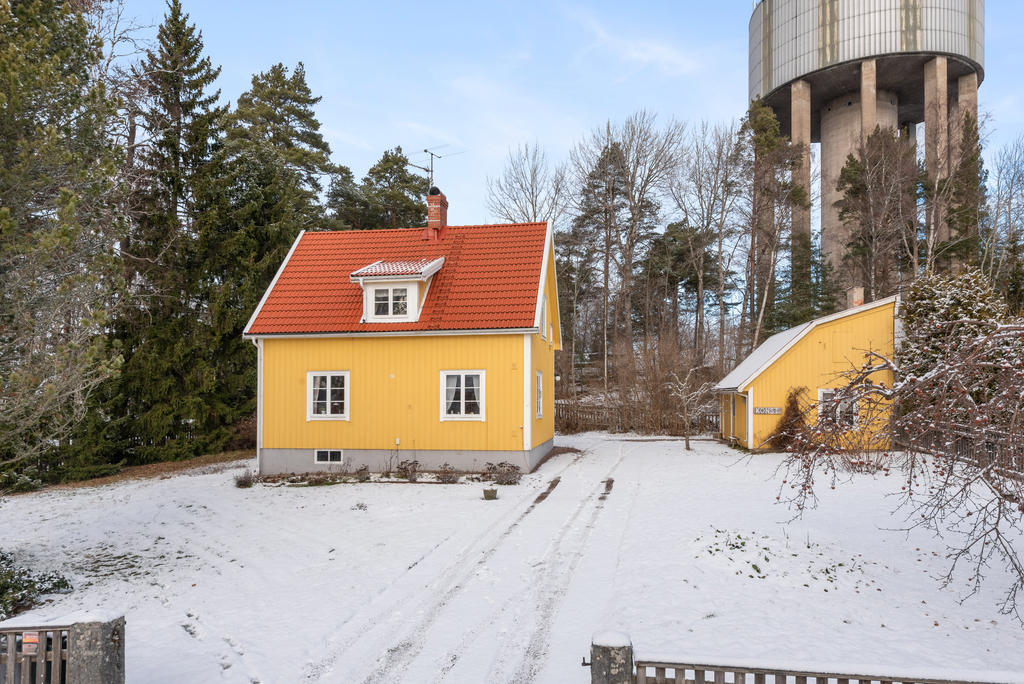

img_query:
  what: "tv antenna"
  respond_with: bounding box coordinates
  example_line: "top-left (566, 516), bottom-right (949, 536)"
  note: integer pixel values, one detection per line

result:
top-left (415, 146), bottom-right (465, 187)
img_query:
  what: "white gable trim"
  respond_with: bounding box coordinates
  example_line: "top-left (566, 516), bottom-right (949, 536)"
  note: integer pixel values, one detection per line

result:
top-left (717, 295), bottom-right (898, 393)
top-left (243, 230), bottom-right (306, 336)
top-left (533, 221), bottom-right (553, 329)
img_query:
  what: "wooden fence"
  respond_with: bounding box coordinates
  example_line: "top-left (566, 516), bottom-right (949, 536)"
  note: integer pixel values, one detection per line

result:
top-left (0, 625), bottom-right (68, 684)
top-left (589, 639), bottom-right (1003, 684)
top-left (893, 423), bottom-right (1023, 478)
top-left (556, 400), bottom-right (719, 436)
top-left (633, 660), bottom-right (1004, 684)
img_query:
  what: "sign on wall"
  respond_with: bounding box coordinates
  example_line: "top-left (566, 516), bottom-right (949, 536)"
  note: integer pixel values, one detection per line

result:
top-left (754, 407), bottom-right (782, 415)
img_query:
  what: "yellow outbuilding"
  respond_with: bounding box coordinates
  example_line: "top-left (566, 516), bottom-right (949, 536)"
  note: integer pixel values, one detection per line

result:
top-left (243, 189), bottom-right (561, 475)
top-left (715, 294), bottom-right (898, 450)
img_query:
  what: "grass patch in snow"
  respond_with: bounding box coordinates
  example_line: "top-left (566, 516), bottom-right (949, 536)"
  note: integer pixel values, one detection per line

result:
top-left (696, 528), bottom-right (883, 592)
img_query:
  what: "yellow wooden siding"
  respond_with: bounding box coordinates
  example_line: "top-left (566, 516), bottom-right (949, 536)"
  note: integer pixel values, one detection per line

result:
top-left (719, 394), bottom-right (731, 440)
top-left (544, 240), bottom-right (562, 351)
top-left (734, 393), bottom-right (747, 446)
top-left (747, 301), bottom-right (896, 449)
top-left (262, 334), bottom-right (524, 452)
top-left (530, 331), bottom-right (555, 447)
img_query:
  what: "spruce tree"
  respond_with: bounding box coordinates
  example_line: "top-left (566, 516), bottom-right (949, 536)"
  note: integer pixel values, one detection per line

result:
top-left (95, 0), bottom-right (225, 463)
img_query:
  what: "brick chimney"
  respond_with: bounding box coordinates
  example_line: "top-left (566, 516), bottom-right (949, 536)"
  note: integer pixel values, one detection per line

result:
top-left (846, 286), bottom-right (865, 309)
top-left (424, 186), bottom-right (448, 241)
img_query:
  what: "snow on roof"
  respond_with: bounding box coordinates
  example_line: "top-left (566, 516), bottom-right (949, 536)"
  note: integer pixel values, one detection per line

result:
top-left (715, 324), bottom-right (810, 392)
top-left (715, 295), bottom-right (898, 393)
top-left (350, 257), bottom-right (444, 279)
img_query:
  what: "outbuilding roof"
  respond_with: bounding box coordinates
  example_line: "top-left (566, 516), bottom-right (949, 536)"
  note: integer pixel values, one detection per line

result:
top-left (244, 222), bottom-right (551, 336)
top-left (714, 295), bottom-right (898, 392)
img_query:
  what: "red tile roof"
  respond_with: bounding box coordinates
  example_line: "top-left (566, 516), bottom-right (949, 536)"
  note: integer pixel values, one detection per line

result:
top-left (245, 223), bottom-right (549, 335)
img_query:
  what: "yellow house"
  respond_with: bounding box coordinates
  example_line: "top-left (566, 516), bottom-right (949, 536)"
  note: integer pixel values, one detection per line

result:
top-left (243, 189), bottom-right (561, 475)
top-left (715, 294), bottom-right (898, 450)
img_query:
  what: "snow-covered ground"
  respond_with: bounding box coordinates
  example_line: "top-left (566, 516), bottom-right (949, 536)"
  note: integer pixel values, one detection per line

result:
top-left (2, 434), bottom-right (1023, 683)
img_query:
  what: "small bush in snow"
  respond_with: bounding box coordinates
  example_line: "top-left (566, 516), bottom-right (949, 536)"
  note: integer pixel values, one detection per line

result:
top-left (234, 471), bottom-right (254, 488)
top-left (354, 465), bottom-right (370, 482)
top-left (0, 551), bottom-right (71, 621)
top-left (437, 463), bottom-right (459, 484)
top-left (396, 460), bottom-right (419, 482)
top-left (484, 462), bottom-right (522, 485)
top-left (0, 467), bottom-right (44, 494)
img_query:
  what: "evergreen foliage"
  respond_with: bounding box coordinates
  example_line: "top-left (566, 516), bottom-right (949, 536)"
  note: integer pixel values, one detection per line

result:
top-left (0, 0), bottom-right (123, 477)
top-left (327, 147), bottom-right (428, 229)
top-left (88, 0), bottom-right (227, 464)
top-left (896, 269), bottom-right (1008, 380)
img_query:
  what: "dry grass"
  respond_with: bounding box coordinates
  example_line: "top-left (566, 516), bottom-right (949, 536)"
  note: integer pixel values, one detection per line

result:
top-left (36, 450), bottom-right (256, 493)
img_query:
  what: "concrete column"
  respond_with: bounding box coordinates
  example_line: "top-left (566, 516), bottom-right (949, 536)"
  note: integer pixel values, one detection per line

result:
top-left (68, 617), bottom-right (125, 684)
top-left (924, 56), bottom-right (949, 180)
top-left (591, 632), bottom-right (633, 684)
top-left (790, 79), bottom-right (812, 294)
top-left (860, 59), bottom-right (877, 140)
top-left (951, 71), bottom-right (979, 165)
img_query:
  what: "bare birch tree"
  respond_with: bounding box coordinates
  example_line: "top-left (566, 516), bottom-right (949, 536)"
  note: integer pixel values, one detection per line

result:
top-left (486, 142), bottom-right (569, 226)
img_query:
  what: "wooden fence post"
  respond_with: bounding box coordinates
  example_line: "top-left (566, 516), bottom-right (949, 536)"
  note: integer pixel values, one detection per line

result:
top-left (591, 631), bottom-right (633, 684)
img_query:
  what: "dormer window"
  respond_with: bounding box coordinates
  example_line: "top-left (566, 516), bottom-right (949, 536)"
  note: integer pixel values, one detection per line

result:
top-left (374, 287), bottom-right (408, 317)
top-left (350, 257), bottom-right (444, 324)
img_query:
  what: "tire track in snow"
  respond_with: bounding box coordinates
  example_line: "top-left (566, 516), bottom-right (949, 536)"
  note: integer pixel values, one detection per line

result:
top-left (369, 441), bottom-right (632, 683)
top-left (302, 450), bottom-right (587, 681)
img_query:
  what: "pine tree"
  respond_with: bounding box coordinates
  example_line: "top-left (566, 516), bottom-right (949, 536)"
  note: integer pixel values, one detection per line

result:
top-left (361, 147), bottom-right (428, 228)
top-left (225, 62), bottom-right (334, 197)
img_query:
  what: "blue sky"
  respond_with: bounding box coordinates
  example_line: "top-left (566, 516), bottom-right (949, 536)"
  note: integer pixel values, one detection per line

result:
top-left (130, 1), bottom-right (1024, 225)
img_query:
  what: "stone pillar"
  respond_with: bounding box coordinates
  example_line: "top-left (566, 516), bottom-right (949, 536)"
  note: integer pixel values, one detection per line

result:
top-left (68, 617), bottom-right (125, 684)
top-left (591, 632), bottom-right (633, 684)
top-left (860, 59), bottom-right (877, 140)
top-left (790, 79), bottom-right (812, 295)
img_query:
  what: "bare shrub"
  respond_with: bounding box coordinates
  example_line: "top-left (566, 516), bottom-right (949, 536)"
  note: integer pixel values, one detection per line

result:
top-left (767, 387), bottom-right (808, 452)
top-left (437, 463), bottom-right (459, 484)
top-left (396, 460), bottom-right (419, 482)
top-left (354, 465), bottom-right (370, 482)
top-left (233, 471), bottom-right (254, 488)
top-left (484, 462), bottom-right (522, 485)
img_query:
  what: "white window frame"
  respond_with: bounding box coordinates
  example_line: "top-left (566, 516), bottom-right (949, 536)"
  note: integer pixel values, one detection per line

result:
top-left (314, 449), bottom-right (343, 464)
top-left (372, 286), bottom-right (410, 318)
top-left (440, 370), bottom-right (486, 421)
top-left (540, 296), bottom-right (548, 340)
top-left (307, 371), bottom-right (350, 421)
top-left (817, 388), bottom-right (857, 428)
top-left (536, 370), bottom-right (543, 419)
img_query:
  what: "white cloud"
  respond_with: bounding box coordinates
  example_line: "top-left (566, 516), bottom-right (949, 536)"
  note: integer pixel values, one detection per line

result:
top-left (564, 6), bottom-right (700, 77)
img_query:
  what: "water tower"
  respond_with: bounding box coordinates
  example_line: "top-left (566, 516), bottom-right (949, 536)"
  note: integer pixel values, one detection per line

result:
top-left (749, 0), bottom-right (984, 289)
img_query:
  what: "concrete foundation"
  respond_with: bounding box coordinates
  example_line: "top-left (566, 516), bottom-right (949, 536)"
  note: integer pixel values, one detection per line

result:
top-left (258, 439), bottom-right (554, 476)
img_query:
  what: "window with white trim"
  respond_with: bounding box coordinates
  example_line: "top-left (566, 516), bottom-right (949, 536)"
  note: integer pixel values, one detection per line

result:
top-left (441, 371), bottom-right (485, 420)
top-left (373, 287), bottom-right (408, 317)
top-left (817, 389), bottom-right (857, 428)
top-left (308, 371), bottom-right (349, 420)
top-left (315, 449), bottom-right (343, 463)
top-left (536, 370), bottom-right (543, 419)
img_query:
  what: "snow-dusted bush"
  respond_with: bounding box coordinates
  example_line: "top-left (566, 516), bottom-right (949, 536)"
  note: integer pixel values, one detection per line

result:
top-left (233, 471), bottom-right (254, 488)
top-left (484, 462), bottom-right (522, 485)
top-left (0, 552), bottom-right (71, 621)
top-left (354, 465), bottom-right (370, 482)
top-left (396, 460), bottom-right (419, 482)
top-left (436, 463), bottom-right (459, 484)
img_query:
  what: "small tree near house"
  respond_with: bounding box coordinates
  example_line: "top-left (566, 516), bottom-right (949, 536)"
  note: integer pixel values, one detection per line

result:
top-left (670, 367), bottom-right (715, 451)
